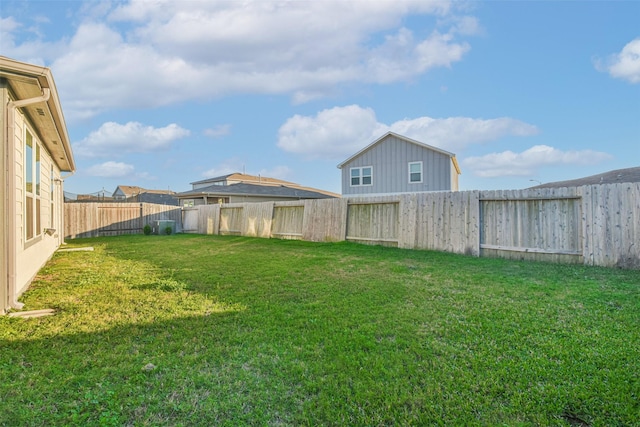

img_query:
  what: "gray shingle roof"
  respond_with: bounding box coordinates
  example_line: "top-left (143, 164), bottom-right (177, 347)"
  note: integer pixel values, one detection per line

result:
top-left (530, 166), bottom-right (640, 189)
top-left (177, 182), bottom-right (336, 199)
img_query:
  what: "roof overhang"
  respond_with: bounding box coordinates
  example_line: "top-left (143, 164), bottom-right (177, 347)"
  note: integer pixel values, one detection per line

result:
top-left (0, 56), bottom-right (75, 172)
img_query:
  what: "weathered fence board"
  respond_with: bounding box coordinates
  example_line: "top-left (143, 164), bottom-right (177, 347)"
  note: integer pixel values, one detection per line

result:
top-left (242, 202), bottom-right (274, 238)
top-left (479, 187), bottom-right (583, 263)
top-left (66, 183), bottom-right (640, 269)
top-left (346, 200), bottom-right (399, 245)
top-left (302, 198), bottom-right (348, 242)
top-left (582, 183), bottom-right (640, 268)
top-left (219, 206), bottom-right (243, 235)
top-left (65, 203), bottom-right (182, 238)
top-left (272, 204), bottom-right (304, 239)
top-left (182, 207), bottom-right (199, 233)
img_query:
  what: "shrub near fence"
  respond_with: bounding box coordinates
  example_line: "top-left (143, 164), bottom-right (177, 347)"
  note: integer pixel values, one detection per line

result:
top-left (181, 183), bottom-right (640, 269)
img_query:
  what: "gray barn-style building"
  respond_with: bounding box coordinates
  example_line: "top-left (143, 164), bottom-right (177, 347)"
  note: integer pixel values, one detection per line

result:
top-left (337, 132), bottom-right (461, 196)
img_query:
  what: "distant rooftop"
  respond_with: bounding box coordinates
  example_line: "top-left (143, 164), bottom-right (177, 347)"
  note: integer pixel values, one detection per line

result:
top-left (530, 166), bottom-right (640, 189)
top-left (178, 182), bottom-right (337, 199)
top-left (190, 173), bottom-right (295, 187)
top-left (188, 172), bottom-right (339, 198)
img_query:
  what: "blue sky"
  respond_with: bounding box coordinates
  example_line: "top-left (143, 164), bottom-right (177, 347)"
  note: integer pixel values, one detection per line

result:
top-left (2, 0), bottom-right (638, 196)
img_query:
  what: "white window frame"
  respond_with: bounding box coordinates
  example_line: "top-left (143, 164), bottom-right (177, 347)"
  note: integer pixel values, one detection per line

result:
top-left (24, 128), bottom-right (43, 242)
top-left (350, 166), bottom-right (373, 187)
top-left (408, 161), bottom-right (423, 184)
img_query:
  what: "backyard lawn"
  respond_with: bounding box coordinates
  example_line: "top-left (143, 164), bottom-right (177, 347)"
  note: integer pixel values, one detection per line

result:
top-left (1, 234), bottom-right (638, 426)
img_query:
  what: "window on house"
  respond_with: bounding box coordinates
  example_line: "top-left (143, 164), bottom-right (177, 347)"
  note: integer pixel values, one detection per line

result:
top-left (409, 161), bottom-right (423, 183)
top-left (50, 165), bottom-right (55, 228)
top-left (25, 130), bottom-right (35, 240)
top-left (35, 143), bottom-right (41, 234)
top-left (350, 166), bottom-right (373, 186)
top-left (25, 129), bottom-right (44, 241)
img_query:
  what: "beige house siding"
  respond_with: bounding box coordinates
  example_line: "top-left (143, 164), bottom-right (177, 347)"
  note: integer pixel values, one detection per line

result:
top-left (1, 57), bottom-right (75, 314)
top-left (14, 109), bottom-right (62, 296)
top-left (0, 85), bottom-right (6, 310)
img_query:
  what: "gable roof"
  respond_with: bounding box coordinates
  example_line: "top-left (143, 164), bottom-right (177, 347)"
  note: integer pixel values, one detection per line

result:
top-left (113, 185), bottom-right (176, 197)
top-left (177, 182), bottom-right (338, 199)
top-left (0, 56), bottom-right (75, 172)
top-left (337, 131), bottom-right (460, 174)
top-left (190, 173), bottom-right (297, 187)
top-left (529, 166), bottom-right (640, 189)
top-left (113, 185), bottom-right (144, 197)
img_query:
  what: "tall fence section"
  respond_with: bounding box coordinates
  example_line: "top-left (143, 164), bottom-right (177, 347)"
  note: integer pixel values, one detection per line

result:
top-left (66, 183), bottom-right (640, 269)
top-left (65, 203), bottom-right (182, 238)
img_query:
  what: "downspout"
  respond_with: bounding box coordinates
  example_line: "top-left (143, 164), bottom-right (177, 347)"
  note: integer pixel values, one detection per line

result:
top-left (58, 171), bottom-right (76, 246)
top-left (6, 88), bottom-right (51, 310)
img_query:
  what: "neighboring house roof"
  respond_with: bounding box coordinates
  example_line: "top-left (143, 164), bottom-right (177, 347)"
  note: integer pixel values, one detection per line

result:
top-left (177, 182), bottom-right (338, 200)
top-left (529, 166), bottom-right (640, 189)
top-left (188, 172), bottom-right (339, 198)
top-left (337, 131), bottom-right (461, 174)
top-left (136, 192), bottom-right (180, 205)
top-left (111, 185), bottom-right (179, 205)
top-left (113, 185), bottom-right (143, 198)
top-left (191, 173), bottom-right (305, 187)
top-left (113, 185), bottom-right (176, 197)
top-left (0, 56), bottom-right (75, 172)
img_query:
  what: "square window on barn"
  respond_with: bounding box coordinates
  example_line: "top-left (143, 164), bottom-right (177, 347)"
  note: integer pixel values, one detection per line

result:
top-left (409, 161), bottom-right (423, 183)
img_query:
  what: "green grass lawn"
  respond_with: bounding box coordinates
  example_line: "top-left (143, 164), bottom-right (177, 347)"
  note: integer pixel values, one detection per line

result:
top-left (1, 234), bottom-right (639, 426)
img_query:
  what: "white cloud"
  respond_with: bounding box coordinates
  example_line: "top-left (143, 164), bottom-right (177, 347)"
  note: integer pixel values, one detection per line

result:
top-left (596, 38), bottom-right (640, 84)
top-left (389, 116), bottom-right (538, 152)
top-left (0, 16), bottom-right (65, 65)
top-left (74, 121), bottom-right (190, 157)
top-left (203, 125), bottom-right (231, 138)
top-left (462, 145), bottom-right (613, 178)
top-left (277, 105), bottom-right (388, 160)
top-left (3, 1), bottom-right (475, 119)
top-left (277, 105), bottom-right (538, 160)
top-left (86, 161), bottom-right (135, 178)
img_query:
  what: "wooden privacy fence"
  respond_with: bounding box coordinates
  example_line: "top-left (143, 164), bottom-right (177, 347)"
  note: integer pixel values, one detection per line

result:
top-left (182, 183), bottom-right (640, 269)
top-left (65, 202), bottom-right (183, 239)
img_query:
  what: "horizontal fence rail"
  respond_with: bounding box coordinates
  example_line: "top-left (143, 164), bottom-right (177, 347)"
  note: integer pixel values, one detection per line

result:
top-left (66, 183), bottom-right (640, 269)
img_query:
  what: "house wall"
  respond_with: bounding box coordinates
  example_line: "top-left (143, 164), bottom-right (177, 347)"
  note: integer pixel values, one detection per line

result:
top-left (451, 166), bottom-right (459, 191)
top-left (13, 106), bottom-right (64, 298)
top-left (341, 134), bottom-right (453, 195)
top-left (1, 83), bottom-right (7, 312)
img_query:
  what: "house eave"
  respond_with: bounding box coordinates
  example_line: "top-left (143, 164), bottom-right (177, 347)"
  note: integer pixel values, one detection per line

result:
top-left (0, 56), bottom-right (75, 173)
